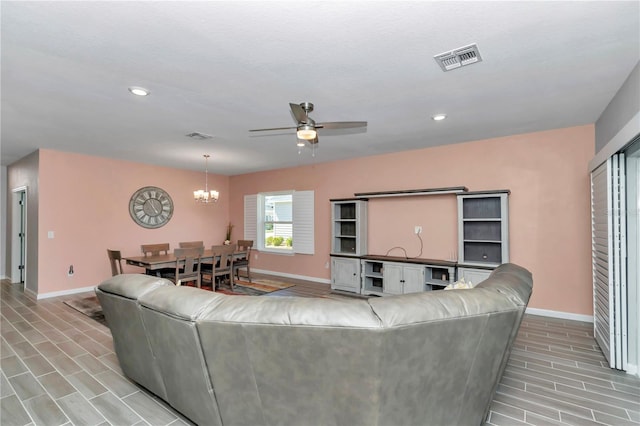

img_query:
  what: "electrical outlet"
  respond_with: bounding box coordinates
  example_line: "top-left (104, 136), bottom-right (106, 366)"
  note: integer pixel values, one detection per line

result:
top-left (414, 226), bottom-right (422, 235)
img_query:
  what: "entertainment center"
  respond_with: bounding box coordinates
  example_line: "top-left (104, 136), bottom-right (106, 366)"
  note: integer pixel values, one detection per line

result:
top-left (330, 187), bottom-right (510, 295)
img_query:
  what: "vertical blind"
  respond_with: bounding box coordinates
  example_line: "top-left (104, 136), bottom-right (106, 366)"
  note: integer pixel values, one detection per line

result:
top-left (591, 154), bottom-right (627, 370)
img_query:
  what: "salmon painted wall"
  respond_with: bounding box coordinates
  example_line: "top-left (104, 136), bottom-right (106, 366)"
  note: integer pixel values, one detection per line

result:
top-left (230, 125), bottom-right (595, 315)
top-left (37, 149), bottom-right (230, 294)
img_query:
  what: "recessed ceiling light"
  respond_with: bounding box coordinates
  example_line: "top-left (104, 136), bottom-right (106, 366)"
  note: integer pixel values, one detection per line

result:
top-left (432, 114), bottom-right (447, 121)
top-left (128, 86), bottom-right (150, 96)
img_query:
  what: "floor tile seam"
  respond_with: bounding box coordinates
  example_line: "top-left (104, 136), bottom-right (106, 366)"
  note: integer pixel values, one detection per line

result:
top-left (557, 410), bottom-right (608, 426)
top-left (88, 391), bottom-right (145, 426)
top-left (121, 390), bottom-right (181, 425)
top-left (503, 365), bottom-right (586, 389)
top-left (494, 388), bottom-right (564, 421)
top-left (487, 410), bottom-right (534, 425)
top-left (525, 329), bottom-right (594, 340)
top-left (12, 372), bottom-right (75, 425)
top-left (525, 346), bottom-right (608, 364)
top-left (523, 410), bottom-right (566, 426)
top-left (91, 371), bottom-right (139, 400)
top-left (88, 353), bottom-right (127, 379)
top-left (520, 335), bottom-right (603, 350)
top-left (552, 382), bottom-right (640, 412)
top-left (0, 394), bottom-right (35, 426)
top-left (510, 348), bottom-right (580, 367)
top-left (611, 383), bottom-right (640, 396)
top-left (520, 336), bottom-right (595, 351)
top-left (524, 382), bottom-right (634, 421)
top-left (541, 346), bottom-right (608, 362)
top-left (498, 383), bottom-right (599, 421)
top-left (550, 362), bottom-right (640, 386)
top-left (583, 380), bottom-right (640, 402)
top-left (69, 335), bottom-right (113, 357)
top-left (543, 360), bottom-right (619, 380)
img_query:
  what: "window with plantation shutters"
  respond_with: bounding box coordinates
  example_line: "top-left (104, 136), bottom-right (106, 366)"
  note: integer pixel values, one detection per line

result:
top-left (244, 190), bottom-right (314, 255)
top-left (591, 154), bottom-right (627, 370)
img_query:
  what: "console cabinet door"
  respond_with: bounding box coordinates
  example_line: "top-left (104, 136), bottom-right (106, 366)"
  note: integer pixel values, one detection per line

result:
top-left (402, 265), bottom-right (425, 294)
top-left (383, 263), bottom-right (425, 294)
top-left (331, 257), bottom-right (361, 293)
top-left (383, 263), bottom-right (404, 295)
top-left (457, 267), bottom-right (491, 286)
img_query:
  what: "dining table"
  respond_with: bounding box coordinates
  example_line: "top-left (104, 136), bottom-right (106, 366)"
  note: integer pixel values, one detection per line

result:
top-left (123, 249), bottom-right (247, 277)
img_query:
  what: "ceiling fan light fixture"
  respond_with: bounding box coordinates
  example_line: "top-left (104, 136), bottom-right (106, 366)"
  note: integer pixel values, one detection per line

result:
top-left (432, 113), bottom-right (447, 121)
top-left (128, 86), bottom-right (150, 96)
top-left (296, 124), bottom-right (317, 140)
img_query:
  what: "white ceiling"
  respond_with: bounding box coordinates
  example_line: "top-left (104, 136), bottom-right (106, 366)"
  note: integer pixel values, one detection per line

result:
top-left (2, 1), bottom-right (639, 175)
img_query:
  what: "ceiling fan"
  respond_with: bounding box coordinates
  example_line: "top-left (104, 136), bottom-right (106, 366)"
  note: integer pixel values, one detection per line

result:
top-left (249, 102), bottom-right (367, 145)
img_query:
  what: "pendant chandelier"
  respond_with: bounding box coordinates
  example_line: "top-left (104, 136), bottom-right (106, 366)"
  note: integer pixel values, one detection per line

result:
top-left (194, 154), bottom-right (219, 203)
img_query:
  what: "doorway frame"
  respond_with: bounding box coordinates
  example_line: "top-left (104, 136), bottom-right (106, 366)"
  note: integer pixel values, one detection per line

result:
top-left (11, 186), bottom-right (27, 285)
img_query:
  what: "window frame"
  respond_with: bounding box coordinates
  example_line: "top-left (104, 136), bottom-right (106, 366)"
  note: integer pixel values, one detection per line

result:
top-left (259, 191), bottom-right (294, 254)
top-left (244, 190), bottom-right (315, 256)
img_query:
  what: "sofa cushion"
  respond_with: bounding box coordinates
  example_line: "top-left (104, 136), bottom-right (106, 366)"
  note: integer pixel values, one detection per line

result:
top-left (199, 295), bottom-right (382, 328)
top-left (477, 263), bottom-right (533, 306)
top-left (97, 273), bottom-right (172, 299)
top-left (368, 287), bottom-right (518, 328)
top-left (138, 285), bottom-right (225, 321)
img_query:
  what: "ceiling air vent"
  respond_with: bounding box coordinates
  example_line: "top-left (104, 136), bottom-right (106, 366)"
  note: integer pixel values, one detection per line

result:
top-left (434, 43), bottom-right (482, 72)
top-left (185, 132), bottom-right (213, 140)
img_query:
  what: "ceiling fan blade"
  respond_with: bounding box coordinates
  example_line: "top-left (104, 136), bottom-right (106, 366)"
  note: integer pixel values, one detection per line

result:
top-left (317, 121), bottom-right (367, 130)
top-left (289, 103), bottom-right (308, 123)
top-left (249, 126), bottom-right (297, 132)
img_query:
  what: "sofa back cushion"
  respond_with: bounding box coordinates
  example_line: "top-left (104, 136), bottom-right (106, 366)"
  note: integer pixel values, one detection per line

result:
top-left (137, 286), bottom-right (224, 426)
top-left (196, 296), bottom-right (383, 426)
top-left (95, 274), bottom-right (172, 400)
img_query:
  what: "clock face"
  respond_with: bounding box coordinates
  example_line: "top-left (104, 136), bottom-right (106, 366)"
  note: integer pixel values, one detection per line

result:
top-left (129, 186), bottom-right (174, 229)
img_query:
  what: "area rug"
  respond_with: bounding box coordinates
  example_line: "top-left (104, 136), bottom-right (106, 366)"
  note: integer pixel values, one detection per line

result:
top-left (63, 295), bottom-right (106, 325)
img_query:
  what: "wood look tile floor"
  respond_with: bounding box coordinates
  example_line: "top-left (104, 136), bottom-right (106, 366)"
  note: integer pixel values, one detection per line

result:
top-left (2, 276), bottom-right (639, 426)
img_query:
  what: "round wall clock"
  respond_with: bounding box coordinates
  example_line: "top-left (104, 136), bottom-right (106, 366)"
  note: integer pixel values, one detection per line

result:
top-left (129, 186), bottom-right (174, 229)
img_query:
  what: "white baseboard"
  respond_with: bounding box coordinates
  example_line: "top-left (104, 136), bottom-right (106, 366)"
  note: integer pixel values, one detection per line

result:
top-left (0, 275), bottom-right (11, 280)
top-left (252, 268), bottom-right (330, 285)
top-left (24, 287), bottom-right (37, 301)
top-left (625, 363), bottom-right (639, 377)
top-left (37, 285), bottom-right (97, 300)
top-left (526, 307), bottom-right (594, 323)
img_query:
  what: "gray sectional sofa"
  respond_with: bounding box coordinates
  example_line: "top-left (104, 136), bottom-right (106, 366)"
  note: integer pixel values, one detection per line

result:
top-left (96, 263), bottom-right (533, 426)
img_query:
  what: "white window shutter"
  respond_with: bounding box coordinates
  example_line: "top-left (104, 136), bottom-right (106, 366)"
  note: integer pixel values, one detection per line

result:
top-left (244, 194), bottom-right (257, 243)
top-left (293, 190), bottom-right (314, 254)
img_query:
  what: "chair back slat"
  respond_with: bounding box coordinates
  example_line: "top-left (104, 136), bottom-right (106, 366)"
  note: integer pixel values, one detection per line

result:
top-left (173, 247), bottom-right (202, 287)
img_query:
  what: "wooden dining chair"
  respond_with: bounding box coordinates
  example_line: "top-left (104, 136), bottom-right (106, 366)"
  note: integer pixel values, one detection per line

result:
top-left (140, 243), bottom-right (172, 276)
top-left (172, 247), bottom-right (202, 288)
top-left (141, 243), bottom-right (170, 256)
top-left (107, 249), bottom-right (124, 276)
top-left (202, 245), bottom-right (235, 291)
top-left (233, 240), bottom-right (253, 283)
top-left (178, 241), bottom-right (204, 249)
